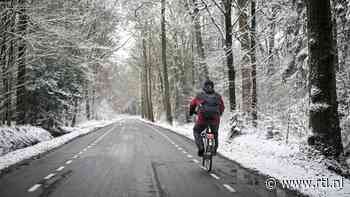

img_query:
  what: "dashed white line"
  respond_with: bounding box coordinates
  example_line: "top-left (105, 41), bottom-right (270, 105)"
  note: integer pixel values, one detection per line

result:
top-left (182, 151), bottom-right (188, 154)
top-left (192, 159), bottom-right (199, 163)
top-left (223, 184), bottom-right (236, 193)
top-left (65, 160), bottom-right (73, 164)
top-left (83, 148), bottom-right (87, 151)
top-left (187, 154), bottom-right (193, 158)
top-left (56, 166), bottom-right (65, 172)
top-left (73, 155), bottom-right (78, 159)
top-left (44, 173), bottom-right (56, 180)
top-left (78, 151), bottom-right (83, 154)
top-left (28, 184), bottom-right (41, 192)
top-left (210, 173), bottom-right (220, 180)
top-left (200, 166), bottom-right (206, 170)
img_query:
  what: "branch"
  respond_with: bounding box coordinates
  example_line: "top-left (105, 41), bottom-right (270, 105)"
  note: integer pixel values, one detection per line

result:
top-left (200, 0), bottom-right (225, 40)
top-left (209, 0), bottom-right (225, 14)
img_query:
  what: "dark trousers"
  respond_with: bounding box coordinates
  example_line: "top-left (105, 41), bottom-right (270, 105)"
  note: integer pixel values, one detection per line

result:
top-left (193, 123), bottom-right (219, 151)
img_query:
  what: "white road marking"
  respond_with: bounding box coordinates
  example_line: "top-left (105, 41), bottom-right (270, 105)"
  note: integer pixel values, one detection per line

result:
top-left (87, 145), bottom-right (92, 148)
top-left (182, 151), bottom-right (188, 154)
top-left (92, 124), bottom-right (117, 145)
top-left (65, 160), bottom-right (73, 164)
top-left (192, 159), bottom-right (199, 163)
top-left (44, 173), bottom-right (56, 180)
top-left (78, 151), bottom-right (83, 154)
top-left (210, 173), bottom-right (220, 180)
top-left (56, 166), bottom-right (65, 172)
top-left (187, 154), bottom-right (193, 158)
top-left (73, 155), bottom-right (78, 159)
top-left (223, 184), bottom-right (236, 193)
top-left (28, 184), bottom-right (41, 192)
top-left (83, 148), bottom-right (87, 151)
top-left (200, 166), bottom-right (207, 170)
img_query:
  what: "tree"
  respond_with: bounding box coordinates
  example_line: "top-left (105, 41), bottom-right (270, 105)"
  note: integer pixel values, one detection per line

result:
top-left (250, 0), bottom-right (257, 127)
top-left (237, 0), bottom-right (252, 116)
top-left (192, 0), bottom-right (209, 84)
top-left (16, 0), bottom-right (28, 125)
top-left (222, 0), bottom-right (236, 111)
top-left (306, 0), bottom-right (343, 157)
top-left (161, 0), bottom-right (173, 124)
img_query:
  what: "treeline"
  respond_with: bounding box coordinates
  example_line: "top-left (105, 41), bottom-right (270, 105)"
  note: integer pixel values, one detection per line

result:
top-left (0, 0), bottom-right (120, 132)
top-left (126, 0), bottom-right (350, 158)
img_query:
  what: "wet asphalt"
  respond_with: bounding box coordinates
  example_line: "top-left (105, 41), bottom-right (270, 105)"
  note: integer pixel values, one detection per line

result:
top-left (0, 118), bottom-right (304, 197)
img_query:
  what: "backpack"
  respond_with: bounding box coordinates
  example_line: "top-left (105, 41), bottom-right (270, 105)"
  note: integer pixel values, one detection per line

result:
top-left (198, 93), bottom-right (220, 119)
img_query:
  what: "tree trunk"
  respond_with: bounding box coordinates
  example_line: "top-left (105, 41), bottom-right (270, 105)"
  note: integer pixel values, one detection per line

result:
top-left (161, 0), bottom-right (173, 124)
top-left (222, 0), bottom-right (236, 111)
top-left (146, 30), bottom-right (154, 122)
top-left (142, 37), bottom-right (149, 119)
top-left (71, 98), bottom-right (78, 127)
top-left (251, 0), bottom-right (258, 127)
top-left (140, 71), bottom-right (145, 119)
top-left (306, 0), bottom-right (343, 157)
top-left (267, 4), bottom-right (277, 75)
top-left (85, 84), bottom-right (91, 120)
top-left (192, 0), bottom-right (209, 85)
top-left (238, 0), bottom-right (252, 114)
top-left (16, 0), bottom-right (28, 125)
top-left (1, 2), bottom-right (9, 125)
top-left (337, 0), bottom-right (349, 71)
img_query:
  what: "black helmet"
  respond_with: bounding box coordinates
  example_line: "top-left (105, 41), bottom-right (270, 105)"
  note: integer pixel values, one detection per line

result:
top-left (203, 79), bottom-right (214, 94)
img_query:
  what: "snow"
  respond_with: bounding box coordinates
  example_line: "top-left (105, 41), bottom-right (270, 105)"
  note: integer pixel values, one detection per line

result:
top-left (310, 102), bottom-right (331, 113)
top-left (311, 86), bottom-right (321, 97)
top-left (0, 126), bottom-right (53, 156)
top-left (140, 115), bottom-right (350, 197)
top-left (0, 115), bottom-right (128, 174)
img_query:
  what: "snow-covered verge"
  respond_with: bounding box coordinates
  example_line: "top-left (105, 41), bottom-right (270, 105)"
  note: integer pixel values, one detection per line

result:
top-left (0, 115), bottom-right (127, 174)
top-left (140, 116), bottom-right (350, 197)
top-left (0, 126), bottom-right (53, 156)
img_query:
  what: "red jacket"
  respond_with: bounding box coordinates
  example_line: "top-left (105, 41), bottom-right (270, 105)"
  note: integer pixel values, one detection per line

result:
top-left (189, 92), bottom-right (225, 125)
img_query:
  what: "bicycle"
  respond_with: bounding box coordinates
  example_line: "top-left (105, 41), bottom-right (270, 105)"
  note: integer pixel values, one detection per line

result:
top-left (200, 127), bottom-right (216, 172)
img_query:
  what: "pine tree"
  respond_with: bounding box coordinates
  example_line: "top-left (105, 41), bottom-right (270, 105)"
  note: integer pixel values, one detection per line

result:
top-left (306, 0), bottom-right (343, 157)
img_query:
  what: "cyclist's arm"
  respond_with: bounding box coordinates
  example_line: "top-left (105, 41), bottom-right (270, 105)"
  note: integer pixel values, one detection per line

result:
top-left (189, 98), bottom-right (198, 116)
top-left (219, 96), bottom-right (225, 116)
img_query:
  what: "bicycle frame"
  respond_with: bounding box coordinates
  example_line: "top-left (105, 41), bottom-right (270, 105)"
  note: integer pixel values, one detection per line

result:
top-left (201, 127), bottom-right (215, 171)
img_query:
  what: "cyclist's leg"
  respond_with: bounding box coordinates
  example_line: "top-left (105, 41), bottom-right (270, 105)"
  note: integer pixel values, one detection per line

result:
top-left (193, 124), bottom-right (206, 151)
top-left (209, 124), bottom-right (219, 152)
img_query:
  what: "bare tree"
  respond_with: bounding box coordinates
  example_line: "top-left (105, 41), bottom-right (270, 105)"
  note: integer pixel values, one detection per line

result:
top-left (161, 0), bottom-right (173, 124)
top-left (238, 0), bottom-right (252, 114)
top-left (251, 0), bottom-right (257, 126)
top-left (16, 0), bottom-right (28, 124)
top-left (222, 0), bottom-right (236, 111)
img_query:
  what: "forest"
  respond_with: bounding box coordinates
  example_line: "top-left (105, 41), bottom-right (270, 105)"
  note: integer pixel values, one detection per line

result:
top-left (0, 0), bottom-right (349, 162)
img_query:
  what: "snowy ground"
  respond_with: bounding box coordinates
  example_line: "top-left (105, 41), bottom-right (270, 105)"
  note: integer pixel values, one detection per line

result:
top-left (0, 126), bottom-right (53, 156)
top-left (140, 116), bottom-right (350, 197)
top-left (0, 115), bottom-right (128, 174)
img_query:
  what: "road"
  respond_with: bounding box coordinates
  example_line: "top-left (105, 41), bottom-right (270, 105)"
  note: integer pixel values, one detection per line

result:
top-left (0, 118), bottom-right (302, 197)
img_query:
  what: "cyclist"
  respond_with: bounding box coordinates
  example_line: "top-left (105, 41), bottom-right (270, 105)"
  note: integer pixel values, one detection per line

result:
top-left (189, 79), bottom-right (225, 157)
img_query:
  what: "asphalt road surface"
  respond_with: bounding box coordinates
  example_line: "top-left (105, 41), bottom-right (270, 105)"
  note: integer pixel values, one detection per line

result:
top-left (0, 118), bottom-right (303, 197)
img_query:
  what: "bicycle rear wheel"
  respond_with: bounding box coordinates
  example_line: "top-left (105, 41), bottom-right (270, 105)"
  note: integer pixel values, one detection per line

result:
top-left (204, 155), bottom-right (212, 171)
top-left (202, 147), bottom-right (213, 172)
